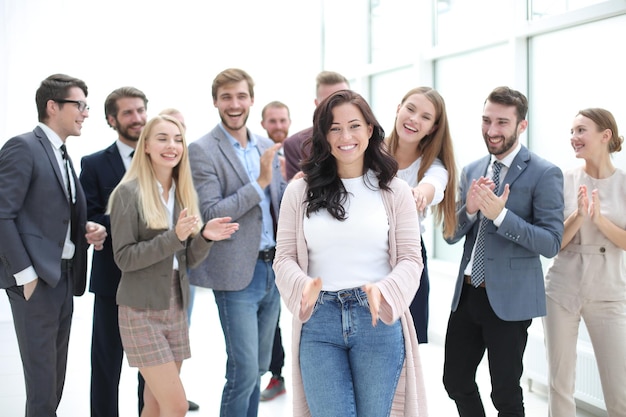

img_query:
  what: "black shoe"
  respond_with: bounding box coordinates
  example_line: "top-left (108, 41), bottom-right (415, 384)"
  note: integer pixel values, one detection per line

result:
top-left (188, 400), bottom-right (200, 411)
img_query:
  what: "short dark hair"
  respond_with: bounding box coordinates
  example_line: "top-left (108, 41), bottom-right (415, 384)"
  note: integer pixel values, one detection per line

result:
top-left (485, 86), bottom-right (528, 124)
top-left (104, 87), bottom-right (148, 127)
top-left (35, 74), bottom-right (88, 122)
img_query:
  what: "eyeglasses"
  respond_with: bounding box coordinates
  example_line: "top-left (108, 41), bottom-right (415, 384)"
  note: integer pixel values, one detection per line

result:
top-left (54, 99), bottom-right (90, 112)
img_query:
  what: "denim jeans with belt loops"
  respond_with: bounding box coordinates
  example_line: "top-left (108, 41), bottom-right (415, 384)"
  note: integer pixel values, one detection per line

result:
top-left (299, 288), bottom-right (405, 417)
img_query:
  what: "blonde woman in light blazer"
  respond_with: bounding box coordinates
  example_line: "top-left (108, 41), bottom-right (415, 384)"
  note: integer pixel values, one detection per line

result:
top-left (108, 115), bottom-right (238, 417)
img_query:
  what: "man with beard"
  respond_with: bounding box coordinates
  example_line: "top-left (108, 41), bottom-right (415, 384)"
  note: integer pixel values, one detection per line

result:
top-left (79, 86), bottom-right (149, 417)
top-left (261, 101), bottom-right (291, 180)
top-left (188, 68), bottom-right (286, 417)
top-left (442, 86), bottom-right (564, 417)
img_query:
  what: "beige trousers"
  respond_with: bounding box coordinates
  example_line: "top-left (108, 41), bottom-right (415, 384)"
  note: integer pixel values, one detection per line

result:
top-left (543, 296), bottom-right (626, 417)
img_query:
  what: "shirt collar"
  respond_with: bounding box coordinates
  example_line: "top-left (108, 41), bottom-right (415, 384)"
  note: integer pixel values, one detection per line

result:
top-left (492, 141), bottom-right (521, 168)
top-left (219, 123), bottom-right (256, 148)
top-left (116, 140), bottom-right (135, 159)
top-left (38, 122), bottom-right (64, 151)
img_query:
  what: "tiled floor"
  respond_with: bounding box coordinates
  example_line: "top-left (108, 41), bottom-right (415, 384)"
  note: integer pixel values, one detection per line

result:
top-left (1, 277), bottom-right (604, 416)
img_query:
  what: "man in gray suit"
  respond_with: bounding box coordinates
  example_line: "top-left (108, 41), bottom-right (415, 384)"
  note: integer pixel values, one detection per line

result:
top-left (189, 68), bottom-right (286, 417)
top-left (0, 73), bottom-right (107, 417)
top-left (443, 86), bottom-right (564, 417)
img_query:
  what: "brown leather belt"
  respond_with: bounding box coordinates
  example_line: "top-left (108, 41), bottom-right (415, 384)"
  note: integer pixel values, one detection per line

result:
top-left (464, 274), bottom-right (485, 288)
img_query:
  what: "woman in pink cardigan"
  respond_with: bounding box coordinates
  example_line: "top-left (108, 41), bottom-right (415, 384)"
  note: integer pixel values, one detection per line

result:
top-left (273, 89), bottom-right (428, 416)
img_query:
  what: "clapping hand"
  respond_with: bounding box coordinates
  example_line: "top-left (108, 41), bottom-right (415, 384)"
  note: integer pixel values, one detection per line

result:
top-left (466, 177), bottom-right (494, 215)
top-left (202, 217), bottom-right (239, 241)
top-left (175, 209), bottom-right (199, 241)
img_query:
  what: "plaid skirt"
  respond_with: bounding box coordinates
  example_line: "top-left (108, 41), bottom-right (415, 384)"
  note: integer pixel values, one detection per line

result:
top-left (118, 270), bottom-right (190, 367)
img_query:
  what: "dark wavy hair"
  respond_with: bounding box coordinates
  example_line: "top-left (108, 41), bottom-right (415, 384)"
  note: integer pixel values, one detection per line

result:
top-left (301, 89), bottom-right (398, 220)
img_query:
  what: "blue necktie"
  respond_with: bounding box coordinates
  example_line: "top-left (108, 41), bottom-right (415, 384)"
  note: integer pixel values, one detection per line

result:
top-left (470, 161), bottom-right (502, 287)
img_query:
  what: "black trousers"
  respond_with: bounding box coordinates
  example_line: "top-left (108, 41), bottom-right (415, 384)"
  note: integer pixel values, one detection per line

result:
top-left (443, 283), bottom-right (531, 417)
top-left (268, 308), bottom-right (285, 377)
top-left (409, 240), bottom-right (429, 343)
top-left (90, 294), bottom-right (123, 417)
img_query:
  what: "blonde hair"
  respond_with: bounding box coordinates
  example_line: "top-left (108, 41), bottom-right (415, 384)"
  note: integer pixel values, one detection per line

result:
top-left (386, 87), bottom-right (458, 238)
top-left (108, 114), bottom-right (202, 233)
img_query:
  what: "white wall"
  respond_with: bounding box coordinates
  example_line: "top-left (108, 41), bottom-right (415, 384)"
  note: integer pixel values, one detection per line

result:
top-left (1, 0), bottom-right (323, 163)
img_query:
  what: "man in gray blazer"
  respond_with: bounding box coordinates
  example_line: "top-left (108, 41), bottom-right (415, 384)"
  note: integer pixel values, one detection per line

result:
top-left (189, 68), bottom-right (286, 417)
top-left (0, 73), bottom-right (107, 417)
top-left (443, 86), bottom-right (564, 417)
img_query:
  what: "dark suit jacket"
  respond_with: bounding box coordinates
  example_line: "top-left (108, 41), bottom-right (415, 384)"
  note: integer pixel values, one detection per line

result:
top-left (188, 124), bottom-right (287, 291)
top-left (445, 146), bottom-right (564, 321)
top-left (0, 126), bottom-right (89, 295)
top-left (80, 142), bottom-right (126, 296)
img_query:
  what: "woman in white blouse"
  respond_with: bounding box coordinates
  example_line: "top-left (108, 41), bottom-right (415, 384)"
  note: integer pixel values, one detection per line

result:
top-left (274, 90), bottom-right (427, 416)
top-left (385, 87), bottom-right (458, 344)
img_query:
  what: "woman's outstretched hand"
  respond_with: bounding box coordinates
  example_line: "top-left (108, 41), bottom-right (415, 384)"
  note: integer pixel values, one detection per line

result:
top-left (202, 216), bottom-right (239, 241)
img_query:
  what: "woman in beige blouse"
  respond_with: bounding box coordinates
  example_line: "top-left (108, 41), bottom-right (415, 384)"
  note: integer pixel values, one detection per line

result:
top-left (544, 108), bottom-right (626, 416)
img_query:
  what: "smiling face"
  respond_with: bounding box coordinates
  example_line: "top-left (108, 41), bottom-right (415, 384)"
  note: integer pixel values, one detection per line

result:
top-left (570, 114), bottom-right (609, 160)
top-left (144, 119), bottom-right (184, 173)
top-left (261, 106), bottom-right (291, 143)
top-left (481, 100), bottom-right (527, 158)
top-left (214, 80), bottom-right (254, 135)
top-left (109, 97), bottom-right (148, 145)
top-left (326, 103), bottom-right (373, 178)
top-left (395, 93), bottom-right (437, 147)
top-left (49, 86), bottom-right (89, 140)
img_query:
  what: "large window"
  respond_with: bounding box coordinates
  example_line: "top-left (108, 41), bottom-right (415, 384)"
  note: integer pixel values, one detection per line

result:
top-left (436, 0), bottom-right (522, 47)
top-left (529, 13), bottom-right (626, 172)
top-left (531, 0), bottom-right (610, 19)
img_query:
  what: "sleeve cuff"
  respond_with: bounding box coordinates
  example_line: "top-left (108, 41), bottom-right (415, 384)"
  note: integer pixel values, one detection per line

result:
top-left (14, 266), bottom-right (38, 286)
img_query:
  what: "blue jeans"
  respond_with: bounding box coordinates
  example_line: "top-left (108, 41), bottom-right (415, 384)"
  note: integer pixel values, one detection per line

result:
top-left (213, 259), bottom-right (280, 417)
top-left (300, 288), bottom-right (405, 417)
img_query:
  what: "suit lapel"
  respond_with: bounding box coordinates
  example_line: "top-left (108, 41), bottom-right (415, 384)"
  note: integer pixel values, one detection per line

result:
top-left (213, 126), bottom-right (252, 185)
top-left (34, 127), bottom-right (67, 197)
top-left (502, 146), bottom-right (530, 188)
top-left (106, 143), bottom-right (127, 181)
top-left (474, 155), bottom-right (491, 181)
